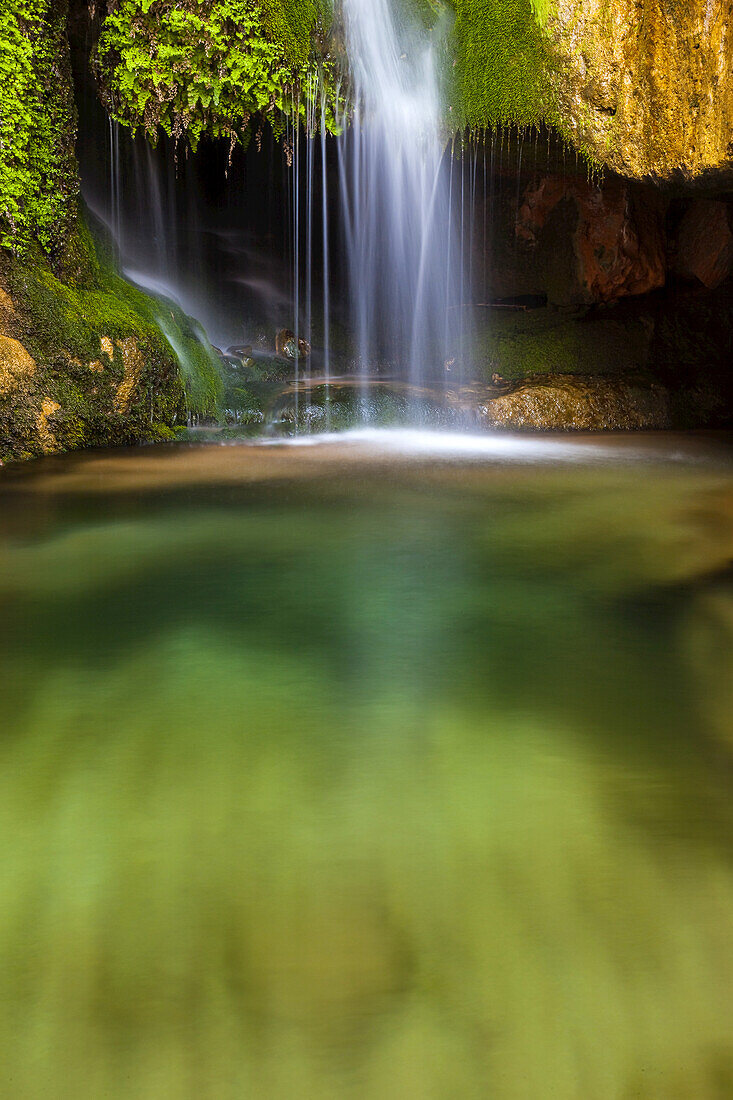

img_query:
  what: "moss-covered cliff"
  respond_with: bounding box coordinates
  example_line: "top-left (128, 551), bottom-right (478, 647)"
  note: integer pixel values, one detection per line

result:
top-left (449, 0), bottom-right (554, 130)
top-left (450, 0), bottom-right (733, 182)
top-left (0, 0), bottom-right (227, 461)
top-left (541, 0), bottom-right (733, 181)
top-left (91, 0), bottom-right (733, 183)
top-left (0, 0), bottom-right (79, 255)
top-left (0, 215), bottom-right (227, 463)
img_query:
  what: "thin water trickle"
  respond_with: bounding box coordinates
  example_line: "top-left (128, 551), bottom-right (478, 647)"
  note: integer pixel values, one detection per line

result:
top-left (320, 90), bottom-right (332, 427)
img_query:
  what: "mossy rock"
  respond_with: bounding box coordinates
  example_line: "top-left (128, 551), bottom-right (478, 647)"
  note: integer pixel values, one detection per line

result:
top-left (94, 0), bottom-right (341, 148)
top-left (541, 0), bottom-right (733, 181)
top-left (0, 213), bottom-right (224, 462)
top-left (449, 0), bottom-right (556, 130)
top-left (448, 0), bottom-right (733, 181)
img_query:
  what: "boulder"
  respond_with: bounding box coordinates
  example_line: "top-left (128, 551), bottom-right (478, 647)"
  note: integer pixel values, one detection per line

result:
top-left (0, 335), bottom-right (36, 397)
top-left (476, 373), bottom-right (672, 431)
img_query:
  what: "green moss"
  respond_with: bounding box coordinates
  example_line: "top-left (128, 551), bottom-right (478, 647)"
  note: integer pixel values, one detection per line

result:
top-left (95, 0), bottom-right (341, 147)
top-left (12, 213), bottom-right (223, 418)
top-left (0, 0), bottom-right (79, 255)
top-left (449, 0), bottom-right (556, 129)
top-left (467, 306), bottom-right (653, 381)
top-left (528, 0), bottom-right (555, 23)
top-left (259, 0), bottom-right (332, 64)
top-left (153, 306), bottom-right (223, 416)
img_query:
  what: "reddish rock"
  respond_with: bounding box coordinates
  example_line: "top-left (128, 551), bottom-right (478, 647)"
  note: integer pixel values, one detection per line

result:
top-left (517, 177), bottom-right (666, 305)
top-left (672, 200), bottom-right (733, 289)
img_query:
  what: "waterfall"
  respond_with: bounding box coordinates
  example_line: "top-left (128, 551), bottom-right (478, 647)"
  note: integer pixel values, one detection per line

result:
top-left (93, 0), bottom-right (469, 433)
top-left (338, 0), bottom-right (462, 390)
top-left (289, 0), bottom-right (465, 423)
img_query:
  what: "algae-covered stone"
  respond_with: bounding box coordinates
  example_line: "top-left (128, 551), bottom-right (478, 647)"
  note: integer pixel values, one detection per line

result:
top-left (0, 218), bottom-right (226, 461)
top-left (468, 305), bottom-right (655, 382)
top-left (480, 373), bottom-right (672, 431)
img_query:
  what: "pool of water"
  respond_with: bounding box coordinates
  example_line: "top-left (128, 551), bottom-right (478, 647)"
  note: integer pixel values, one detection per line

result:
top-left (2, 431), bottom-right (733, 1099)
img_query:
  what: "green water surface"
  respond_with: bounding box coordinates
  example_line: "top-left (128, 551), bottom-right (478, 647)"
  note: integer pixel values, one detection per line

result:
top-left (1, 434), bottom-right (733, 1099)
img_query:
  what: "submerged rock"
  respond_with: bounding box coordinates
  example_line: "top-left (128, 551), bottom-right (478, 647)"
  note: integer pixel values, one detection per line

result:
top-left (227, 344), bottom-right (253, 360)
top-left (684, 584), bottom-right (733, 749)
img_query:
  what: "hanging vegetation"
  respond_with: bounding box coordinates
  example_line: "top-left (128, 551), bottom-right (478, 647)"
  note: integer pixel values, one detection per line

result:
top-left (94, 0), bottom-right (344, 147)
top-left (0, 0), bottom-right (79, 254)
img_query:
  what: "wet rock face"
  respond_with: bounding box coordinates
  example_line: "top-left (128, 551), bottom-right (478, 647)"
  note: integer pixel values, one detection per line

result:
top-left (0, 263), bottom-right (188, 463)
top-left (671, 200), bottom-right (733, 289)
top-left (516, 176), bottom-right (666, 304)
top-left (545, 0), bottom-right (733, 181)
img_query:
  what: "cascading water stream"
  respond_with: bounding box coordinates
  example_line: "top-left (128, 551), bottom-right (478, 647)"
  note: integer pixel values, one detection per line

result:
top-left (338, 0), bottom-right (462, 395)
top-left (289, 0), bottom-right (465, 429)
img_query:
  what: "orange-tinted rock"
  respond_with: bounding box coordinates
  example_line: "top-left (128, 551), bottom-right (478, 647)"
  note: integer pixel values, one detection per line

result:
top-left (517, 177), bottom-right (666, 305)
top-left (672, 200), bottom-right (733, 289)
top-left (0, 335), bottom-right (36, 397)
top-left (113, 338), bottom-right (146, 415)
top-left (478, 374), bottom-right (672, 431)
top-left (545, 0), bottom-right (733, 181)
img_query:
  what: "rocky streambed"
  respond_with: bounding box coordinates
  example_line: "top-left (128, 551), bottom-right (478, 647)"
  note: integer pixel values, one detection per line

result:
top-left (212, 371), bottom-right (717, 436)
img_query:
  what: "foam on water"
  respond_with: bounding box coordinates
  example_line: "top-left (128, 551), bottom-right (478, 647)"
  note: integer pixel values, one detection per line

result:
top-left (254, 426), bottom-right (683, 465)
